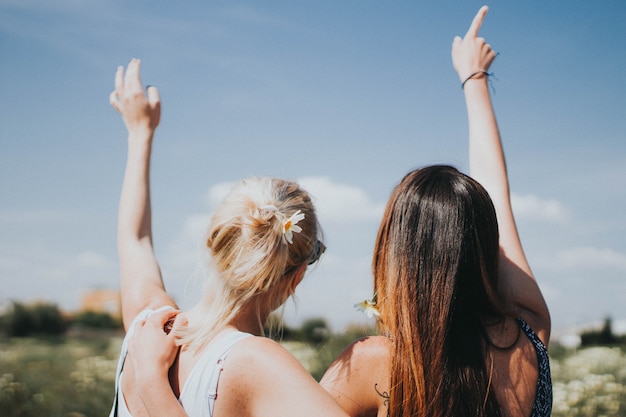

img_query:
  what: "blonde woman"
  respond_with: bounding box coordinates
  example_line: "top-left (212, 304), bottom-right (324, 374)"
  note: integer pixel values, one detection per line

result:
top-left (108, 58), bottom-right (349, 417)
top-left (321, 6), bottom-right (552, 417)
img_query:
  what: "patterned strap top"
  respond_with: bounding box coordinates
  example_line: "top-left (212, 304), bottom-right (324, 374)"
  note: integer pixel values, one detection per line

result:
top-left (516, 318), bottom-right (552, 417)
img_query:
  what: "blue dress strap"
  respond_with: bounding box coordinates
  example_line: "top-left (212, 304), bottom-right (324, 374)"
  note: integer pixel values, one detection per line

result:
top-left (516, 318), bottom-right (552, 417)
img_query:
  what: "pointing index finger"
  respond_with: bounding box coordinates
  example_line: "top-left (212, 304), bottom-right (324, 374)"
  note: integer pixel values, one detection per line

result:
top-left (465, 5), bottom-right (489, 39)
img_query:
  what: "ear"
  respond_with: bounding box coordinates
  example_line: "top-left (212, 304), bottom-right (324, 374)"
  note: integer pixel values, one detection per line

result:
top-left (289, 264), bottom-right (307, 294)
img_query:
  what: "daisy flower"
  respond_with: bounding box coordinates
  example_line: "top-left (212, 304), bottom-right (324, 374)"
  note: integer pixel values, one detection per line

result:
top-left (283, 210), bottom-right (305, 244)
top-left (354, 297), bottom-right (380, 318)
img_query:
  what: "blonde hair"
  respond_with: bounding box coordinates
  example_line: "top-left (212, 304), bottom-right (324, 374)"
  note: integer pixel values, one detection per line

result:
top-left (177, 177), bottom-right (321, 352)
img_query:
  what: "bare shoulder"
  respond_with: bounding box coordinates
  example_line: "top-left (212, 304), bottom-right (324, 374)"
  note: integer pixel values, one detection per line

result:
top-left (341, 334), bottom-right (390, 362)
top-left (217, 336), bottom-right (348, 417)
top-left (321, 336), bottom-right (391, 417)
top-left (228, 336), bottom-right (307, 369)
top-left (322, 335), bottom-right (390, 381)
top-left (221, 336), bottom-right (313, 390)
top-left (350, 335), bottom-right (392, 357)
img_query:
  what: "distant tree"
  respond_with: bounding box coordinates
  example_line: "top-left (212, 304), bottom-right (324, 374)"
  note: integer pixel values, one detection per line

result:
top-left (32, 302), bottom-right (69, 335)
top-left (580, 316), bottom-right (619, 346)
top-left (3, 301), bottom-right (69, 337)
top-left (6, 302), bottom-right (35, 336)
top-left (72, 310), bottom-right (122, 329)
top-left (300, 318), bottom-right (330, 344)
top-left (263, 313), bottom-right (296, 340)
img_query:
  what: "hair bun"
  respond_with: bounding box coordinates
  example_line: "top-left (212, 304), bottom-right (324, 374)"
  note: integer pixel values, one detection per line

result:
top-left (254, 204), bottom-right (280, 222)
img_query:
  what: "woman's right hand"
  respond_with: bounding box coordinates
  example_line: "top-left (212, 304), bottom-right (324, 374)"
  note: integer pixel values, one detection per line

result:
top-left (128, 308), bottom-right (183, 380)
top-left (125, 309), bottom-right (191, 417)
top-left (109, 58), bottom-right (161, 138)
top-left (451, 6), bottom-right (497, 84)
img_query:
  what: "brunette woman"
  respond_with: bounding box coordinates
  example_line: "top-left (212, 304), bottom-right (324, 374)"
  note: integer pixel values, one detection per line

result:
top-left (320, 6), bottom-right (551, 417)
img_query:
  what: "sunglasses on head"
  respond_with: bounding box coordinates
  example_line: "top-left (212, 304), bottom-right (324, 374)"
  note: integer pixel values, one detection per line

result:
top-left (307, 240), bottom-right (326, 265)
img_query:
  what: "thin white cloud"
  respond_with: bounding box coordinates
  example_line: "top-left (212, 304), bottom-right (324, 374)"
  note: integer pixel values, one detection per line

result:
top-left (165, 213), bottom-right (210, 272)
top-left (201, 177), bottom-right (385, 223)
top-left (299, 176), bottom-right (385, 222)
top-left (0, 244), bottom-right (117, 310)
top-left (205, 181), bottom-right (235, 208)
top-left (511, 193), bottom-right (570, 222)
top-left (552, 246), bottom-right (626, 272)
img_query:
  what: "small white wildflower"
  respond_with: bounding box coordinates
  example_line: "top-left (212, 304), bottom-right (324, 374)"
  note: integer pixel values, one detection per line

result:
top-left (283, 210), bottom-right (305, 244)
top-left (354, 297), bottom-right (380, 318)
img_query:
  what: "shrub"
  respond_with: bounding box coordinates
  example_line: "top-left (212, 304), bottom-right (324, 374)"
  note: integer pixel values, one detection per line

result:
top-left (2, 302), bottom-right (69, 337)
top-left (72, 311), bottom-right (121, 329)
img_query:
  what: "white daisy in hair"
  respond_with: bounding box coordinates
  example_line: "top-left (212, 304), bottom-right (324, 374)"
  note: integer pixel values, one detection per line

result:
top-left (354, 294), bottom-right (380, 318)
top-left (283, 210), bottom-right (304, 244)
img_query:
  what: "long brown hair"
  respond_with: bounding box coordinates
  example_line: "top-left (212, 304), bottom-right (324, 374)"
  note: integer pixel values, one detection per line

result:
top-left (373, 165), bottom-right (508, 417)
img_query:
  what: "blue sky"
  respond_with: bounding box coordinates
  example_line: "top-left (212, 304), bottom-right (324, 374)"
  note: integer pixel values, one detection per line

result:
top-left (1, 1), bottom-right (625, 338)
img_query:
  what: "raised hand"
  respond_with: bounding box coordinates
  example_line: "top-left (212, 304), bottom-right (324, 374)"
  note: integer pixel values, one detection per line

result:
top-left (451, 6), bottom-right (497, 84)
top-left (110, 58), bottom-right (161, 137)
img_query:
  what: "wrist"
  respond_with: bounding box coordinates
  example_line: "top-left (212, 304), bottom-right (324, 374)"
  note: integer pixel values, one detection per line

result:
top-left (461, 71), bottom-right (490, 89)
top-left (127, 129), bottom-right (155, 147)
top-left (135, 364), bottom-right (170, 386)
top-left (127, 124), bottom-right (156, 139)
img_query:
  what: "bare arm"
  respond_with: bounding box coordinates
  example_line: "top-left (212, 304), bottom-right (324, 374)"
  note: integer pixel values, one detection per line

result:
top-left (452, 7), bottom-right (550, 339)
top-left (110, 59), bottom-right (176, 330)
top-left (127, 308), bottom-right (188, 417)
top-left (222, 338), bottom-right (353, 417)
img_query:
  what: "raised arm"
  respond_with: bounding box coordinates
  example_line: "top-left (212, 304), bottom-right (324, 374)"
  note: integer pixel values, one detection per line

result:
top-left (110, 59), bottom-right (176, 330)
top-left (452, 7), bottom-right (550, 339)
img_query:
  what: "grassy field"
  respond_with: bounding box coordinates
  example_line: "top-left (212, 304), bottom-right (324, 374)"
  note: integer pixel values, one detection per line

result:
top-left (1, 333), bottom-right (625, 417)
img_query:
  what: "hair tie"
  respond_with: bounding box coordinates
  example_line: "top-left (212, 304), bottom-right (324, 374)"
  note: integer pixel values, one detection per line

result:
top-left (254, 204), bottom-right (279, 223)
top-left (259, 204), bottom-right (278, 212)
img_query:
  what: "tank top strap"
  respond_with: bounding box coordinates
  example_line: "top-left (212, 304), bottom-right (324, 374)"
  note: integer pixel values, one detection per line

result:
top-left (178, 330), bottom-right (252, 417)
top-left (207, 332), bottom-right (251, 416)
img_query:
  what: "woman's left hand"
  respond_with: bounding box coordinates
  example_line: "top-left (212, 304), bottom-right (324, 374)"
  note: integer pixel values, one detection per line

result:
top-left (451, 6), bottom-right (497, 83)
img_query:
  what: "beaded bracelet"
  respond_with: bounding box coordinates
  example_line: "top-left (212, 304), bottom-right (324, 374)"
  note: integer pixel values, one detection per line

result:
top-left (461, 70), bottom-right (492, 89)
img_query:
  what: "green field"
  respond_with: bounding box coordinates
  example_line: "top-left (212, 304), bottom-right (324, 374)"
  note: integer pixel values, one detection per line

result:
top-left (1, 334), bottom-right (625, 417)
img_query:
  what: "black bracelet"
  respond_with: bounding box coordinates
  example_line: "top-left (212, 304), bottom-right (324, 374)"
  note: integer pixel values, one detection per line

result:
top-left (461, 70), bottom-right (491, 89)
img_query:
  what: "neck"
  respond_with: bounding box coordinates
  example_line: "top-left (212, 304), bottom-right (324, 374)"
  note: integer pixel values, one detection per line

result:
top-left (230, 299), bottom-right (268, 336)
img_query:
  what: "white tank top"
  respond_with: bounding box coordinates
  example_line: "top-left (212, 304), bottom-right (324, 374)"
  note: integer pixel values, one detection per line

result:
top-left (110, 307), bottom-right (251, 417)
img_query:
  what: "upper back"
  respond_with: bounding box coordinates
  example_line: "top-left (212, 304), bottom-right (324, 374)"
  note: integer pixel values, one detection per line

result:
top-left (488, 315), bottom-right (552, 417)
top-left (199, 336), bottom-right (350, 417)
top-left (176, 330), bottom-right (252, 417)
top-left (321, 316), bottom-right (551, 417)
